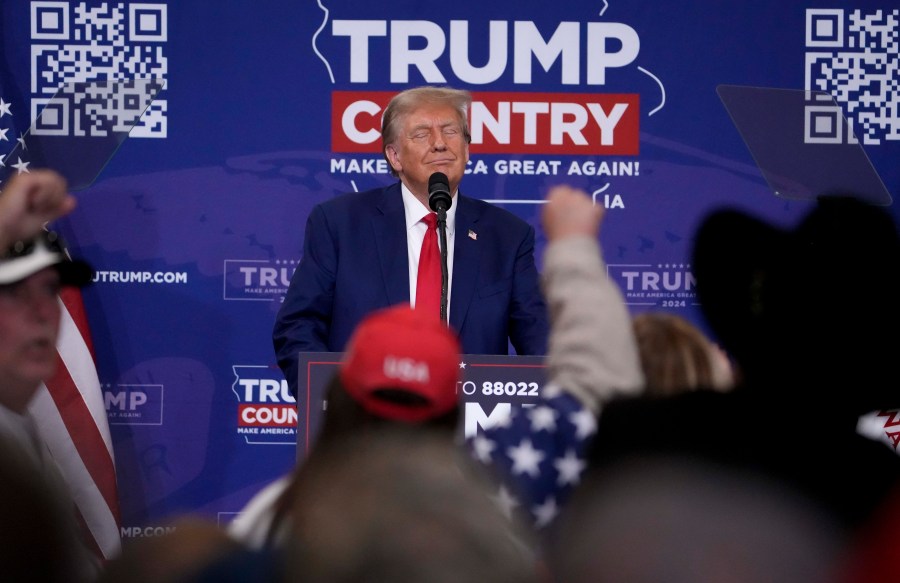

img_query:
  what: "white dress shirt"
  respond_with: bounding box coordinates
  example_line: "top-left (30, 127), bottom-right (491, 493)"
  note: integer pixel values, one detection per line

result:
top-left (401, 183), bottom-right (456, 313)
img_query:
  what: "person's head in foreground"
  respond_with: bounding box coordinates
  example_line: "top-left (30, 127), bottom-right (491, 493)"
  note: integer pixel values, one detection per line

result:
top-left (266, 304), bottom-right (466, 547)
top-left (691, 194), bottom-right (900, 415)
top-left (0, 228), bottom-right (92, 412)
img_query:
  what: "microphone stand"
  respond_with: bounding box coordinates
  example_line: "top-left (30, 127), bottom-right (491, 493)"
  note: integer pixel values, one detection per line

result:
top-left (436, 206), bottom-right (449, 325)
top-left (428, 171), bottom-right (453, 326)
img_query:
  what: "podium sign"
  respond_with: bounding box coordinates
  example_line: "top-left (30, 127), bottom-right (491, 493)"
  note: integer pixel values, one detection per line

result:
top-left (296, 353), bottom-right (547, 459)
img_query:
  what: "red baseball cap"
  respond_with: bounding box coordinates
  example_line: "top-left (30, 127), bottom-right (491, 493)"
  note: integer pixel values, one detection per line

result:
top-left (339, 304), bottom-right (462, 423)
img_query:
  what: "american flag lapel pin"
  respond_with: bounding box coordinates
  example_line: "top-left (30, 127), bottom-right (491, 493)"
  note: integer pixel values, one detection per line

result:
top-left (468, 229), bottom-right (477, 240)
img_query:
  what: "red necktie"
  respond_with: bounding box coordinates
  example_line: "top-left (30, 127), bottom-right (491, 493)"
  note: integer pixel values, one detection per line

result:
top-left (416, 212), bottom-right (441, 320)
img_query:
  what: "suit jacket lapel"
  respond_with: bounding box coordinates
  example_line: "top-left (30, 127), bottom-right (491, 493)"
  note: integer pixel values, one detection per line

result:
top-left (450, 194), bottom-right (482, 332)
top-left (372, 183), bottom-right (410, 306)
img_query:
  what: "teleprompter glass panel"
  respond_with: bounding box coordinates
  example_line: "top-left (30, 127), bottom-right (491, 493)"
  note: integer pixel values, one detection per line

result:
top-left (717, 84), bottom-right (891, 206)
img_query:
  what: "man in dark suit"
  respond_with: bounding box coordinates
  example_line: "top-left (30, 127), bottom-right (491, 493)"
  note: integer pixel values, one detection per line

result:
top-left (274, 86), bottom-right (548, 396)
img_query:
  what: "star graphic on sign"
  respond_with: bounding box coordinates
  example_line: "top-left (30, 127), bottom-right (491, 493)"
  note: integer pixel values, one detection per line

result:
top-left (11, 157), bottom-right (30, 174)
top-left (470, 435), bottom-right (496, 463)
top-left (0, 154), bottom-right (5, 168)
top-left (569, 408), bottom-right (596, 440)
top-left (0, 127), bottom-right (8, 142)
top-left (459, 361), bottom-right (467, 369)
top-left (16, 133), bottom-right (27, 150)
top-left (533, 496), bottom-right (558, 528)
top-left (528, 405), bottom-right (558, 432)
top-left (554, 449), bottom-right (586, 486)
top-left (506, 438), bottom-right (545, 478)
top-left (0, 98), bottom-right (11, 117)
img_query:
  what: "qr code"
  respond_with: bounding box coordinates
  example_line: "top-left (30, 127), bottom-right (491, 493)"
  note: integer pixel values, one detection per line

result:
top-left (805, 8), bottom-right (899, 145)
top-left (29, 1), bottom-right (168, 138)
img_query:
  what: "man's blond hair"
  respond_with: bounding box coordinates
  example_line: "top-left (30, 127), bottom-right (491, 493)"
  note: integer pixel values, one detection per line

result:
top-left (381, 86), bottom-right (472, 177)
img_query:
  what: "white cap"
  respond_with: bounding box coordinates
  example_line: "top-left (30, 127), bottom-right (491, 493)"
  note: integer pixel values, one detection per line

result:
top-left (0, 231), bottom-right (92, 286)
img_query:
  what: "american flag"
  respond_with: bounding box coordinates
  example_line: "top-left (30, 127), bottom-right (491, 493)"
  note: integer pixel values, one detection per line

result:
top-left (1, 82), bottom-right (122, 561)
top-left (467, 385), bottom-right (595, 530)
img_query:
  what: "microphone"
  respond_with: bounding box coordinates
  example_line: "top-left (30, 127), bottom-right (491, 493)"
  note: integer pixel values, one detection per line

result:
top-left (428, 172), bottom-right (452, 213)
top-left (427, 172), bottom-right (452, 325)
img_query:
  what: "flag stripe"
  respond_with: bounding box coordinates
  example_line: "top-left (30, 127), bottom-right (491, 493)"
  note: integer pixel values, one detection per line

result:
top-left (73, 504), bottom-right (105, 561)
top-left (28, 293), bottom-right (123, 561)
top-left (44, 348), bottom-right (119, 520)
top-left (57, 289), bottom-right (114, 455)
top-left (60, 285), bottom-right (98, 359)
top-left (49, 298), bottom-right (119, 516)
top-left (30, 386), bottom-right (121, 558)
